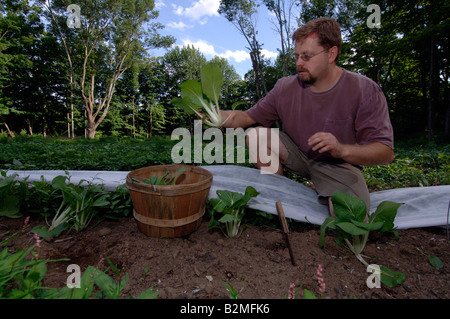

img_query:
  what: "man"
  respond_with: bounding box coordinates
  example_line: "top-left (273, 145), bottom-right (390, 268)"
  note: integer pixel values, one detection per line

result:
top-left (220, 17), bottom-right (394, 215)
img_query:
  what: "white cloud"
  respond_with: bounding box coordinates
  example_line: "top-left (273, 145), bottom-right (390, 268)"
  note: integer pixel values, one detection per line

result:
top-left (181, 39), bottom-right (217, 56)
top-left (179, 39), bottom-right (278, 64)
top-left (172, 0), bottom-right (220, 21)
top-left (154, 0), bottom-right (166, 9)
top-left (220, 50), bottom-right (249, 63)
top-left (261, 49), bottom-right (278, 60)
top-left (167, 21), bottom-right (193, 31)
top-left (179, 39), bottom-right (249, 63)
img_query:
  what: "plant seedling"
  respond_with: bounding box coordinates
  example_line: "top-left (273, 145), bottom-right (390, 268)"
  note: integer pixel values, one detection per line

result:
top-left (171, 63), bottom-right (246, 127)
top-left (208, 186), bottom-right (259, 238)
top-left (132, 167), bottom-right (186, 186)
top-left (319, 190), bottom-right (406, 287)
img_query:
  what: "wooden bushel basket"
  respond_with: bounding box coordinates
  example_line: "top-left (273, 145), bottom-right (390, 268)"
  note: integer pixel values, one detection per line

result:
top-left (126, 165), bottom-right (213, 238)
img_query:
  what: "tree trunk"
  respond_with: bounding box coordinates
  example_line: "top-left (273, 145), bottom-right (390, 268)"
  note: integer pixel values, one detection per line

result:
top-left (250, 51), bottom-right (262, 100)
top-left (428, 40), bottom-right (434, 142)
top-left (444, 79), bottom-right (450, 139)
top-left (86, 121), bottom-right (98, 139)
top-left (1, 117), bottom-right (15, 138)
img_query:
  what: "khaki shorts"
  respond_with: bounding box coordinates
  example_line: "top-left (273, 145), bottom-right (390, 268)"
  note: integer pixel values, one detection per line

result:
top-left (279, 131), bottom-right (370, 211)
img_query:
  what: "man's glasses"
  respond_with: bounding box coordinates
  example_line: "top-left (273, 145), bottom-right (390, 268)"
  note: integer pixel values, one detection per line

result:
top-left (292, 49), bottom-right (328, 62)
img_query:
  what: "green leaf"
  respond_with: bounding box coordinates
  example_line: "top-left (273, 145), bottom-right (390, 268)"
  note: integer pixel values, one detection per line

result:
top-left (51, 175), bottom-right (68, 190)
top-left (170, 97), bottom-right (197, 115)
top-left (0, 195), bottom-right (21, 218)
top-left (216, 190), bottom-right (243, 208)
top-left (303, 289), bottom-right (318, 299)
top-left (369, 201), bottom-right (404, 232)
top-left (428, 255), bottom-right (443, 269)
top-left (201, 63), bottom-right (223, 105)
top-left (332, 190), bottom-right (367, 222)
top-left (93, 269), bottom-right (122, 299)
top-left (136, 287), bottom-right (160, 299)
top-left (352, 220), bottom-right (385, 231)
top-left (336, 222), bottom-right (369, 236)
top-left (32, 223), bottom-right (69, 239)
top-left (319, 217), bottom-right (336, 248)
top-left (231, 101), bottom-right (247, 110)
top-left (219, 214), bottom-right (236, 223)
top-left (380, 266), bottom-right (406, 287)
top-left (180, 80), bottom-right (209, 109)
top-left (240, 186), bottom-right (259, 207)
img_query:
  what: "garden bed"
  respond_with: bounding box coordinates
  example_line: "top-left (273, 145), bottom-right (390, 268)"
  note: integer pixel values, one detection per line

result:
top-left (2, 215), bottom-right (448, 299)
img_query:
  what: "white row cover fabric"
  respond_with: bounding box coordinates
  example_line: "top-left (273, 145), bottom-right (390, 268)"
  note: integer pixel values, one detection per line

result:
top-left (6, 166), bottom-right (450, 230)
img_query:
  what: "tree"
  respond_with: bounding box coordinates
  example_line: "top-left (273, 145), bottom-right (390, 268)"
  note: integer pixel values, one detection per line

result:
top-left (263, 0), bottom-right (297, 76)
top-left (41, 0), bottom-right (174, 139)
top-left (219, 0), bottom-right (268, 100)
top-left (0, 0), bottom-right (67, 137)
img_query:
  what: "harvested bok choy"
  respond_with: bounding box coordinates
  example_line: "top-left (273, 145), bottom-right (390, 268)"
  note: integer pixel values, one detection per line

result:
top-left (170, 63), bottom-right (245, 127)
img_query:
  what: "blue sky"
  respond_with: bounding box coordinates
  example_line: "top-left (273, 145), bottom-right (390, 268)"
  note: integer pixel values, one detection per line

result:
top-left (150, 0), bottom-right (300, 78)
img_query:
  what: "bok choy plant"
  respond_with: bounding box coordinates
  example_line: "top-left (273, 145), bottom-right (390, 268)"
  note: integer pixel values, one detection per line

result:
top-left (34, 175), bottom-right (110, 238)
top-left (170, 63), bottom-right (246, 127)
top-left (319, 190), bottom-right (406, 287)
top-left (131, 167), bottom-right (186, 186)
top-left (208, 186), bottom-right (259, 238)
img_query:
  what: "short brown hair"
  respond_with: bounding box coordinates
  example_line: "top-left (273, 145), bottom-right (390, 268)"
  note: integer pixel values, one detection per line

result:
top-left (292, 17), bottom-right (342, 62)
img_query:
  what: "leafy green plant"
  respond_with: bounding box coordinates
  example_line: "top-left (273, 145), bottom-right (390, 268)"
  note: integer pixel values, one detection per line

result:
top-left (0, 225), bottom-right (68, 299)
top-left (33, 175), bottom-right (110, 237)
top-left (171, 63), bottom-right (245, 127)
top-left (319, 190), bottom-right (406, 287)
top-left (132, 166), bottom-right (186, 186)
top-left (223, 282), bottom-right (240, 299)
top-left (416, 247), bottom-right (444, 269)
top-left (0, 227), bottom-right (159, 299)
top-left (0, 172), bottom-right (21, 218)
top-left (208, 186), bottom-right (259, 238)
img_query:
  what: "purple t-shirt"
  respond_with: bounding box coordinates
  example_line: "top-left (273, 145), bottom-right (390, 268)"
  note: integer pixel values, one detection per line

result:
top-left (246, 69), bottom-right (394, 161)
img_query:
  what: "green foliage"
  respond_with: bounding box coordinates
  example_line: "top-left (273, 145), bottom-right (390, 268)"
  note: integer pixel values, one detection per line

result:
top-left (0, 169), bottom-right (132, 238)
top-left (132, 166), bottom-right (186, 185)
top-left (428, 255), bottom-right (443, 270)
top-left (0, 230), bottom-right (159, 299)
top-left (0, 172), bottom-right (21, 218)
top-left (171, 63), bottom-right (246, 127)
top-left (223, 282), bottom-right (240, 299)
top-left (320, 190), bottom-right (405, 287)
top-left (208, 186), bottom-right (259, 237)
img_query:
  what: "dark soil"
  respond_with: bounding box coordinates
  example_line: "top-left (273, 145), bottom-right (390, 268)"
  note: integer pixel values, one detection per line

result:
top-left (1, 214), bottom-right (449, 300)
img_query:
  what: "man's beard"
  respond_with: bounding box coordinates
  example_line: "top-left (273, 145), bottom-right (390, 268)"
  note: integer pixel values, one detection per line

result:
top-left (297, 68), bottom-right (316, 85)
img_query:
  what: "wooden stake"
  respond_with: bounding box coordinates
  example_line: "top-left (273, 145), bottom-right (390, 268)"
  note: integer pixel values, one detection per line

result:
top-left (276, 201), bottom-right (296, 266)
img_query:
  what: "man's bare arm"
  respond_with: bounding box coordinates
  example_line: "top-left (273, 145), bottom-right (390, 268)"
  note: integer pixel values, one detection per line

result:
top-left (221, 110), bottom-right (256, 129)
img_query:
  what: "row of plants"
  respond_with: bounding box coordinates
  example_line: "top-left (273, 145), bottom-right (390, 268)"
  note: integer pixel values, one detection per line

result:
top-left (1, 135), bottom-right (448, 190)
top-left (0, 171), bottom-right (132, 237)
